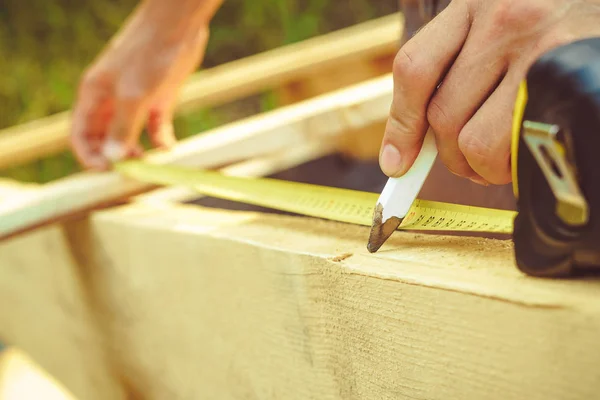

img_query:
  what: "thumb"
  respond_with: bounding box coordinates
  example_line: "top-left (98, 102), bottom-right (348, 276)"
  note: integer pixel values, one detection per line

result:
top-left (379, 96), bottom-right (430, 177)
top-left (379, 1), bottom-right (469, 177)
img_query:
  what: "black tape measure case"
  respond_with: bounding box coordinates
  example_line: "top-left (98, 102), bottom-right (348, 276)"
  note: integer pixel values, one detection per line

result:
top-left (513, 37), bottom-right (600, 277)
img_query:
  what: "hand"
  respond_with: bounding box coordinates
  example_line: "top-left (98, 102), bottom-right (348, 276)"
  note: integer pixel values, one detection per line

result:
top-left (380, 0), bottom-right (600, 185)
top-left (70, 0), bottom-right (221, 170)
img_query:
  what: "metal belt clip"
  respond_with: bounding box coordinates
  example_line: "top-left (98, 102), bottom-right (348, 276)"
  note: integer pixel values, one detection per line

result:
top-left (522, 120), bottom-right (589, 226)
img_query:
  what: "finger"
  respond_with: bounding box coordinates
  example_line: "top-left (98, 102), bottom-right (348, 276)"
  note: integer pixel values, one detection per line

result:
top-left (70, 132), bottom-right (109, 171)
top-left (426, 37), bottom-right (508, 181)
top-left (101, 93), bottom-right (149, 163)
top-left (70, 74), bottom-right (113, 170)
top-left (380, 0), bottom-right (472, 177)
top-left (457, 72), bottom-right (521, 185)
top-left (147, 94), bottom-right (177, 149)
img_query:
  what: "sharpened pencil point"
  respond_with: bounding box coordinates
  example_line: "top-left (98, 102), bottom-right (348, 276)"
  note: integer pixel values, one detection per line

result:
top-left (367, 203), bottom-right (402, 253)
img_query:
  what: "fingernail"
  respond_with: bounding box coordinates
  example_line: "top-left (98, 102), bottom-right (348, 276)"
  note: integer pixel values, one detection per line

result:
top-left (470, 177), bottom-right (489, 186)
top-left (102, 138), bottom-right (127, 162)
top-left (380, 143), bottom-right (402, 176)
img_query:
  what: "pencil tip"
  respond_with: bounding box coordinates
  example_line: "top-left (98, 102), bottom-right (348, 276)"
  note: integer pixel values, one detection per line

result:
top-left (367, 203), bottom-right (401, 253)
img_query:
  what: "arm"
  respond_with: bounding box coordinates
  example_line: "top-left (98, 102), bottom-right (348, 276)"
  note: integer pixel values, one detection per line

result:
top-left (70, 0), bottom-right (224, 169)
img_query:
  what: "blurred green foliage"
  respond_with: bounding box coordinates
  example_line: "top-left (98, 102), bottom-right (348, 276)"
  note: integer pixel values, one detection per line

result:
top-left (0, 0), bottom-right (396, 182)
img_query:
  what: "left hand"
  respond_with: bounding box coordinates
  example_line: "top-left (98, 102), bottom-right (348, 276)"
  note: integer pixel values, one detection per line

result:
top-left (380, 0), bottom-right (600, 185)
top-left (70, 0), bottom-right (222, 170)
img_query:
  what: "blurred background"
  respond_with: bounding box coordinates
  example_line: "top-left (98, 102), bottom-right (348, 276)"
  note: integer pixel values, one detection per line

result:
top-left (0, 0), bottom-right (396, 183)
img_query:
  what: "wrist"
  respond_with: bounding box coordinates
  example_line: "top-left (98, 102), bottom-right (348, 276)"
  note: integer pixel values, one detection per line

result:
top-left (140, 0), bottom-right (222, 29)
top-left (107, 0), bottom-right (219, 54)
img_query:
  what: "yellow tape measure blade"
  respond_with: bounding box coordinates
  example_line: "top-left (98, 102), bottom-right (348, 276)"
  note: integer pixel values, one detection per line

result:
top-left (116, 160), bottom-right (516, 234)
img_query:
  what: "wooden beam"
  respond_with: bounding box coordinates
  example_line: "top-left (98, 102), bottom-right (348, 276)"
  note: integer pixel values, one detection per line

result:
top-left (0, 136), bottom-right (336, 400)
top-left (58, 200), bottom-right (600, 399)
top-left (0, 181), bottom-right (126, 400)
top-left (0, 73), bottom-right (393, 241)
top-left (0, 347), bottom-right (77, 400)
top-left (0, 13), bottom-right (401, 170)
top-left (276, 53), bottom-right (393, 161)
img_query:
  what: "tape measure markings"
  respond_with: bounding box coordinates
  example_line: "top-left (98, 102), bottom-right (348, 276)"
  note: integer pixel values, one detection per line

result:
top-left (115, 160), bottom-right (516, 234)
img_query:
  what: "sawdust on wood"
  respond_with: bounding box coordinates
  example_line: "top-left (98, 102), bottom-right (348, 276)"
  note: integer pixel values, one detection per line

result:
top-left (329, 252), bottom-right (353, 262)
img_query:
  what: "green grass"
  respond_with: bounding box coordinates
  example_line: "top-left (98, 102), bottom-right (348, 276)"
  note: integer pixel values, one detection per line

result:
top-left (0, 0), bottom-right (396, 183)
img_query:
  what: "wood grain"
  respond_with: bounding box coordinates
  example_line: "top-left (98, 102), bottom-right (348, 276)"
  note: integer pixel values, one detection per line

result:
top-left (67, 200), bottom-right (600, 400)
top-left (0, 138), bottom-right (337, 399)
top-left (0, 182), bottom-right (126, 400)
top-left (0, 347), bottom-right (78, 400)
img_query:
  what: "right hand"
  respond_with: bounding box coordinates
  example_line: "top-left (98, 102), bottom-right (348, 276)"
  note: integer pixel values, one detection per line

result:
top-left (70, 1), bottom-right (220, 170)
top-left (380, 0), bottom-right (600, 186)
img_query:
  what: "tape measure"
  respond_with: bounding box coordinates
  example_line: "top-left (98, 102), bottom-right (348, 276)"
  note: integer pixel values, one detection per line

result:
top-left (115, 160), bottom-right (516, 234)
top-left (116, 38), bottom-right (600, 279)
top-left (509, 37), bottom-right (600, 278)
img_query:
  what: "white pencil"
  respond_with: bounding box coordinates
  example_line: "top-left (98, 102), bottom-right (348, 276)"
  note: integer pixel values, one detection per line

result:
top-left (367, 129), bottom-right (438, 252)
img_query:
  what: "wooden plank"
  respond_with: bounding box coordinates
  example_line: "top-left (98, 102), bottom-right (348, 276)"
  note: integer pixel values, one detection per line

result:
top-left (0, 134), bottom-right (336, 400)
top-left (0, 13), bottom-right (401, 170)
top-left (0, 182), bottom-right (126, 400)
top-left (276, 52), bottom-right (394, 161)
top-left (0, 180), bottom-right (36, 201)
top-left (0, 73), bottom-right (393, 241)
top-left (0, 347), bottom-right (77, 400)
top-left (61, 200), bottom-right (600, 400)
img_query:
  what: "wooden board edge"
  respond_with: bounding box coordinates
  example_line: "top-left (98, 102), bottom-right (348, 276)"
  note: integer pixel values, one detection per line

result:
top-left (0, 73), bottom-right (393, 241)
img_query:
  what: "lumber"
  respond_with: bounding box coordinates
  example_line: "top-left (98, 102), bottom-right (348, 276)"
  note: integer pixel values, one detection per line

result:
top-left (0, 347), bottom-right (77, 400)
top-left (277, 54), bottom-right (393, 161)
top-left (0, 140), bottom-right (335, 399)
top-left (0, 179), bottom-right (36, 201)
top-left (0, 73), bottom-right (394, 241)
top-left (55, 200), bottom-right (600, 400)
top-left (0, 13), bottom-right (401, 170)
top-left (0, 181), bottom-right (126, 400)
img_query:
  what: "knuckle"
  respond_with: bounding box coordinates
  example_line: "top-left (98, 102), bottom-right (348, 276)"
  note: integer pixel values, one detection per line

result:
top-left (392, 46), bottom-right (428, 84)
top-left (385, 109), bottom-right (423, 146)
top-left (458, 128), bottom-right (510, 184)
top-left (80, 68), bottom-right (106, 91)
top-left (458, 128), bottom-right (489, 164)
top-left (427, 97), bottom-right (457, 140)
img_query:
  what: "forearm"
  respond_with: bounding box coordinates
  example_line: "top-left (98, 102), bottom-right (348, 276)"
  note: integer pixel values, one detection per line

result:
top-left (107, 0), bottom-right (224, 51)
top-left (140, 0), bottom-right (224, 27)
